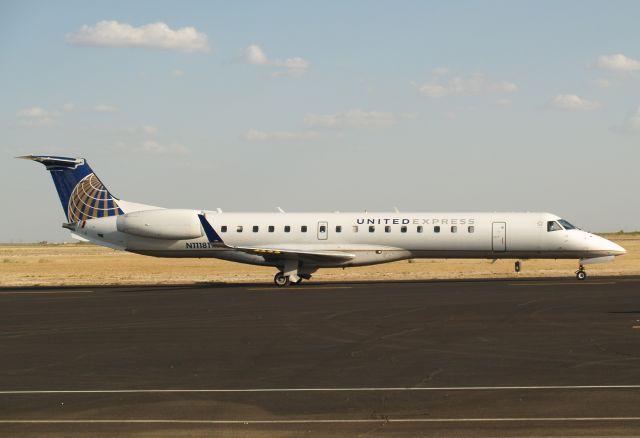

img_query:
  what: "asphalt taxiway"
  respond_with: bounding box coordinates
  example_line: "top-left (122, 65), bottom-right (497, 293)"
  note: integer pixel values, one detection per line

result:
top-left (1, 277), bottom-right (640, 436)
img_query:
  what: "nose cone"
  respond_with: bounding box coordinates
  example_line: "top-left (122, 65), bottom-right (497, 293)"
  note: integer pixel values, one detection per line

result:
top-left (592, 235), bottom-right (626, 256)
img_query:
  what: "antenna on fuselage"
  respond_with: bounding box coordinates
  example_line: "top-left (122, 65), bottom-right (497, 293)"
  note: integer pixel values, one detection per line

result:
top-left (393, 206), bottom-right (399, 213)
top-left (277, 207), bottom-right (285, 213)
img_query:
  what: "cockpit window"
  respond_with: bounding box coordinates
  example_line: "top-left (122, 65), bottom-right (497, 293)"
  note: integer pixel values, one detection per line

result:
top-left (558, 219), bottom-right (576, 230)
top-left (547, 221), bottom-right (563, 232)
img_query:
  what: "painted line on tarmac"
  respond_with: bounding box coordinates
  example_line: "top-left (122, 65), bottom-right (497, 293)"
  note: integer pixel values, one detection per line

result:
top-left (0, 290), bottom-right (94, 295)
top-left (246, 286), bottom-right (352, 291)
top-left (2, 385), bottom-right (640, 394)
top-left (509, 282), bottom-right (616, 287)
top-left (1, 417), bottom-right (640, 424)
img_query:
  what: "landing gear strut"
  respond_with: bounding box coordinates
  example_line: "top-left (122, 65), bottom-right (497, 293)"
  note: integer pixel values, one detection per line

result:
top-left (576, 265), bottom-right (587, 280)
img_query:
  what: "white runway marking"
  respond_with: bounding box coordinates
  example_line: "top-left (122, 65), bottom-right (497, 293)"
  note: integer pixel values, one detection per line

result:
top-left (0, 290), bottom-right (94, 295)
top-left (1, 417), bottom-right (640, 424)
top-left (509, 281), bottom-right (616, 286)
top-left (247, 286), bottom-right (352, 291)
top-left (2, 385), bottom-right (640, 394)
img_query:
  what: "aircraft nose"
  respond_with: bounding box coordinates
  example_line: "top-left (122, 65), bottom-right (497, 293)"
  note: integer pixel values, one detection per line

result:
top-left (593, 235), bottom-right (626, 256)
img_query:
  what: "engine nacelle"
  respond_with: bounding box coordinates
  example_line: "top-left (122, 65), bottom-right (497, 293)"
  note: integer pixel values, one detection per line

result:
top-left (116, 209), bottom-right (203, 240)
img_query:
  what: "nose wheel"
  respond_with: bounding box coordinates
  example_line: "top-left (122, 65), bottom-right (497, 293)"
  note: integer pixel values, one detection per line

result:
top-left (576, 265), bottom-right (587, 280)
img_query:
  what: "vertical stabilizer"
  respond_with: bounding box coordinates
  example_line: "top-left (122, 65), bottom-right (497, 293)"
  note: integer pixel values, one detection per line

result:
top-left (18, 155), bottom-right (123, 222)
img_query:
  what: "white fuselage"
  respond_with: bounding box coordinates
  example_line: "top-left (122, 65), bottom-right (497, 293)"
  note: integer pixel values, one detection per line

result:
top-left (76, 209), bottom-right (625, 269)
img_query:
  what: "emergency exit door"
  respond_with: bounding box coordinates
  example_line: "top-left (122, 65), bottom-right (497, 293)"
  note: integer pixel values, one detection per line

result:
top-left (492, 222), bottom-right (506, 252)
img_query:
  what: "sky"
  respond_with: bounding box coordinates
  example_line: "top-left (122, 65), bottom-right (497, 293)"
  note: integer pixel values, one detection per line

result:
top-left (1, 0), bottom-right (639, 242)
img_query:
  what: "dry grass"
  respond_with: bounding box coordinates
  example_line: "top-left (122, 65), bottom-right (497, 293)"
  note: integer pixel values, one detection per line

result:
top-left (0, 235), bottom-right (638, 287)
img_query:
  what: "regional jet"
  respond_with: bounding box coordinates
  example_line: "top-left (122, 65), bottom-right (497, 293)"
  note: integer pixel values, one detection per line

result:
top-left (21, 155), bottom-right (626, 286)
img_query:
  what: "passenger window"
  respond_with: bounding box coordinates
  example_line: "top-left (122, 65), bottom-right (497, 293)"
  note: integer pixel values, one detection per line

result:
top-left (252, 225), bottom-right (259, 232)
top-left (236, 225), bottom-right (243, 233)
top-left (369, 225), bottom-right (375, 232)
top-left (352, 225), bottom-right (358, 233)
top-left (547, 221), bottom-right (563, 232)
top-left (417, 226), bottom-right (423, 233)
top-left (284, 225), bottom-right (291, 233)
top-left (385, 225), bottom-right (391, 233)
top-left (336, 225), bottom-right (342, 233)
top-left (319, 225), bottom-right (326, 233)
top-left (268, 225), bottom-right (274, 233)
top-left (451, 226), bottom-right (457, 233)
top-left (434, 226), bottom-right (440, 233)
top-left (301, 225), bottom-right (307, 232)
top-left (468, 226), bottom-right (474, 233)
top-left (401, 226), bottom-right (407, 233)
top-left (221, 226), bottom-right (227, 233)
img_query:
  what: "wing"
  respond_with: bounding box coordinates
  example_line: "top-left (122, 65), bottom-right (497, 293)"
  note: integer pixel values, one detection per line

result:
top-left (197, 214), bottom-right (354, 263)
top-left (233, 245), bottom-right (355, 262)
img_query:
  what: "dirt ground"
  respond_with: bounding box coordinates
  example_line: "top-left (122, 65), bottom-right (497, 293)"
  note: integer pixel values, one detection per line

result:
top-left (0, 235), bottom-right (638, 287)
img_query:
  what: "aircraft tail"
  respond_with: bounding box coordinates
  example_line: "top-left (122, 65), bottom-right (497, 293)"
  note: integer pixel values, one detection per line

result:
top-left (19, 155), bottom-right (124, 223)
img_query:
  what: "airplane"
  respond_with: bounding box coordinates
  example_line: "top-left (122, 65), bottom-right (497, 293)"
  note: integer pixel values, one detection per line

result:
top-left (20, 155), bottom-right (626, 286)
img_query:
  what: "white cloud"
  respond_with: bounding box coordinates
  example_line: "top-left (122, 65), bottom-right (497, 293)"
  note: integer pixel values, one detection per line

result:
top-left (93, 104), bottom-right (118, 113)
top-left (62, 103), bottom-right (75, 112)
top-left (305, 109), bottom-right (397, 128)
top-left (418, 83), bottom-right (448, 97)
top-left (245, 44), bottom-right (268, 65)
top-left (418, 73), bottom-right (518, 97)
top-left (594, 54), bottom-right (640, 72)
top-left (172, 69), bottom-right (185, 77)
top-left (138, 140), bottom-right (188, 154)
top-left (67, 20), bottom-right (210, 53)
top-left (142, 125), bottom-right (158, 135)
top-left (16, 107), bottom-right (59, 127)
top-left (491, 81), bottom-right (518, 93)
top-left (591, 78), bottom-right (612, 88)
top-left (551, 94), bottom-right (600, 111)
top-left (272, 57), bottom-right (310, 76)
top-left (432, 66), bottom-right (449, 77)
top-left (243, 44), bottom-right (310, 76)
top-left (616, 107), bottom-right (640, 133)
top-left (243, 129), bottom-right (319, 141)
top-left (495, 98), bottom-right (512, 107)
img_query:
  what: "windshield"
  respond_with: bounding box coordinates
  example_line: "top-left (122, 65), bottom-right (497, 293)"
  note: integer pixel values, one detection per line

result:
top-left (558, 219), bottom-right (577, 230)
top-left (547, 221), bottom-right (563, 232)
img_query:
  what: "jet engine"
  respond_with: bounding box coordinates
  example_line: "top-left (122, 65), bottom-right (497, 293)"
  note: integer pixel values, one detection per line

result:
top-left (116, 209), bottom-right (204, 240)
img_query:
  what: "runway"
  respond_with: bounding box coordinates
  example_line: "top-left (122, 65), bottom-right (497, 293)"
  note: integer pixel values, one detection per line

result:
top-left (1, 277), bottom-right (640, 437)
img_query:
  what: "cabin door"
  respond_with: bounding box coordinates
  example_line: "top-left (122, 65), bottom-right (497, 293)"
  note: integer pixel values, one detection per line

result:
top-left (492, 222), bottom-right (506, 252)
top-left (317, 221), bottom-right (328, 240)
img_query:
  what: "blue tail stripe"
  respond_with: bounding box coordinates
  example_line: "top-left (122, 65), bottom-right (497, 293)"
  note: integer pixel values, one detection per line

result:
top-left (197, 214), bottom-right (223, 243)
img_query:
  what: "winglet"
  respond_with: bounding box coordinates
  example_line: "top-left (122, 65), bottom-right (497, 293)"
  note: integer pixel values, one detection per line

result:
top-left (197, 214), bottom-right (224, 243)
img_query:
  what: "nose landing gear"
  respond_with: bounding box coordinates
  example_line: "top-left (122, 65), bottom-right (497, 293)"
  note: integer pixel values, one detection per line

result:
top-left (576, 265), bottom-right (587, 280)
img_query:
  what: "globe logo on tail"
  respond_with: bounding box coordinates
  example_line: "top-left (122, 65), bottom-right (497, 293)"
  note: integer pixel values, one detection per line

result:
top-left (67, 173), bottom-right (123, 222)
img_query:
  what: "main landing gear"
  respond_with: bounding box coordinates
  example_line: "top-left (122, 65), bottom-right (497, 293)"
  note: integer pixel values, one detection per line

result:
top-left (273, 272), bottom-right (310, 287)
top-left (273, 259), bottom-right (315, 287)
top-left (274, 272), bottom-right (291, 287)
top-left (576, 265), bottom-right (587, 280)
